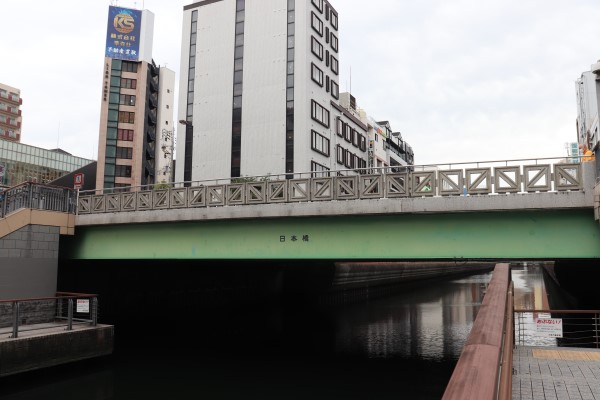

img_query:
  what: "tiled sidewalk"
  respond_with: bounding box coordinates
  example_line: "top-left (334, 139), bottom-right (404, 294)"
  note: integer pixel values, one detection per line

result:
top-left (513, 346), bottom-right (600, 400)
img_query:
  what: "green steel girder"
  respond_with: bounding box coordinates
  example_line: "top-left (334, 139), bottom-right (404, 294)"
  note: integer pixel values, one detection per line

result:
top-left (61, 209), bottom-right (600, 260)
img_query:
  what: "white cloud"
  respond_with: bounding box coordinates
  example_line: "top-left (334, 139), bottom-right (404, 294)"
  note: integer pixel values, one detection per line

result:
top-left (2, 0), bottom-right (600, 167)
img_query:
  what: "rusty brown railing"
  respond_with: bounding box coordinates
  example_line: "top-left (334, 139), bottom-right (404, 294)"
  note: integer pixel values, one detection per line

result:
top-left (442, 263), bottom-right (512, 400)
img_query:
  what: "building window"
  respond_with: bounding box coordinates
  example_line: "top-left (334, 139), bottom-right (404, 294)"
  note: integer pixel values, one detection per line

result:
top-left (311, 161), bottom-right (330, 177)
top-left (119, 94), bottom-right (136, 106)
top-left (115, 165), bottom-right (132, 177)
top-left (120, 78), bottom-right (137, 89)
top-left (311, 36), bottom-right (323, 60)
top-left (230, 0), bottom-right (246, 178)
top-left (122, 61), bottom-right (138, 73)
top-left (352, 129), bottom-right (359, 147)
top-left (337, 118), bottom-right (343, 137)
top-left (311, 63), bottom-right (324, 86)
top-left (311, 0), bottom-right (323, 13)
top-left (344, 124), bottom-right (352, 142)
top-left (345, 150), bottom-right (353, 169)
top-left (359, 134), bottom-right (367, 151)
top-left (118, 111), bottom-right (135, 124)
top-left (286, 0), bottom-right (296, 175)
top-left (331, 11), bottom-right (338, 30)
top-left (311, 12), bottom-right (323, 36)
top-left (330, 55), bottom-right (339, 75)
top-left (336, 144), bottom-right (345, 165)
top-left (331, 80), bottom-right (339, 99)
top-left (311, 130), bottom-right (330, 156)
top-left (116, 147), bottom-right (133, 159)
top-left (330, 33), bottom-right (338, 52)
top-left (117, 129), bottom-right (134, 141)
top-left (311, 99), bottom-right (329, 128)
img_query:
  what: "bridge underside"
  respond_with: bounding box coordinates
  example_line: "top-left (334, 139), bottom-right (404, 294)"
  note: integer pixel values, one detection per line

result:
top-left (61, 209), bottom-right (600, 260)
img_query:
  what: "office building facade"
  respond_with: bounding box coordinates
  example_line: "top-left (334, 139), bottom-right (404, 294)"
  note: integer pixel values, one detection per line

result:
top-left (96, 6), bottom-right (175, 191)
top-left (0, 84), bottom-right (23, 143)
top-left (0, 140), bottom-right (93, 188)
top-left (575, 60), bottom-right (600, 152)
top-left (176, 0), bottom-right (414, 183)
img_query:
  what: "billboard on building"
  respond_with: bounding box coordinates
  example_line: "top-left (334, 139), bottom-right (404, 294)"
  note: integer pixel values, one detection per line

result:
top-left (105, 6), bottom-right (142, 61)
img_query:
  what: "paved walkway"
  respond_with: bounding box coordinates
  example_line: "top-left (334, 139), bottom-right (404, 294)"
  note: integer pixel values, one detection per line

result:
top-left (513, 346), bottom-right (600, 400)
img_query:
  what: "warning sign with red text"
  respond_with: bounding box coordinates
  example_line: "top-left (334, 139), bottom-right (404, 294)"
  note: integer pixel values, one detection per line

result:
top-left (535, 318), bottom-right (563, 338)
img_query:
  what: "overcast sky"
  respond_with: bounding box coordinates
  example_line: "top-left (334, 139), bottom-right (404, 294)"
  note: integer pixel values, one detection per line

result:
top-left (2, 0), bottom-right (600, 165)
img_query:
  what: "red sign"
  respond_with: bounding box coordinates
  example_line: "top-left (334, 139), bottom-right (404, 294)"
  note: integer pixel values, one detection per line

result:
top-left (74, 173), bottom-right (84, 189)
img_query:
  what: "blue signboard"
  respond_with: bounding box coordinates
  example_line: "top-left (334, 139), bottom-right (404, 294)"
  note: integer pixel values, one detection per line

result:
top-left (105, 6), bottom-right (142, 61)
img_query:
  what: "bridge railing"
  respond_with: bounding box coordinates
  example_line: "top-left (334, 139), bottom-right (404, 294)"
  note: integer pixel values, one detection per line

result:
top-left (0, 292), bottom-right (98, 339)
top-left (0, 182), bottom-right (77, 219)
top-left (77, 156), bottom-right (585, 214)
top-left (514, 309), bottom-right (600, 348)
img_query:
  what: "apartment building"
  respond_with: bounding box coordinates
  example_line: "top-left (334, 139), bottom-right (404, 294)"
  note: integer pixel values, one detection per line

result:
top-left (0, 83), bottom-right (23, 143)
top-left (96, 6), bottom-right (175, 191)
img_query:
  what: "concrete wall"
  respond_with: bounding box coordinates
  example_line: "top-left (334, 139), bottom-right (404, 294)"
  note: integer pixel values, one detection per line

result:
top-left (0, 326), bottom-right (114, 377)
top-left (0, 224), bottom-right (59, 300)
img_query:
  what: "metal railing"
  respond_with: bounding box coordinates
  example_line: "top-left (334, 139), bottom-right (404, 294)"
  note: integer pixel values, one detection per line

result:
top-left (77, 157), bottom-right (585, 215)
top-left (514, 309), bottom-right (600, 348)
top-left (0, 292), bottom-right (98, 339)
top-left (0, 182), bottom-right (76, 218)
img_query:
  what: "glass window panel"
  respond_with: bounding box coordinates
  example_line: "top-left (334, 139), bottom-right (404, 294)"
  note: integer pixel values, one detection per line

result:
top-left (233, 96), bottom-right (242, 109)
top-left (235, 22), bottom-right (244, 35)
top-left (234, 71), bottom-right (243, 84)
top-left (235, 34), bottom-right (244, 47)
top-left (234, 46), bottom-right (243, 59)
top-left (234, 58), bottom-right (244, 71)
top-left (233, 83), bottom-right (243, 96)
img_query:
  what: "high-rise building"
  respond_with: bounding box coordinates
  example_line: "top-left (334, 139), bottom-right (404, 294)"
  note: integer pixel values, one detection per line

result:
top-left (575, 60), bottom-right (600, 152)
top-left (0, 83), bottom-right (23, 143)
top-left (176, 0), bottom-right (414, 183)
top-left (96, 6), bottom-right (175, 191)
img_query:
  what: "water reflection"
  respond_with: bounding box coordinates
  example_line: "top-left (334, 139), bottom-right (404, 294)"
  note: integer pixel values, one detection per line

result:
top-left (332, 273), bottom-right (490, 361)
top-left (512, 264), bottom-right (556, 347)
top-left (513, 264), bottom-right (549, 310)
top-left (0, 271), bottom-right (492, 400)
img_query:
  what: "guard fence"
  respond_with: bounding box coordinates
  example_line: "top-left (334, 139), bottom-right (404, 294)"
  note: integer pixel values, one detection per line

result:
top-left (514, 309), bottom-right (600, 349)
top-left (77, 156), bottom-right (585, 215)
top-left (0, 182), bottom-right (76, 218)
top-left (0, 292), bottom-right (98, 339)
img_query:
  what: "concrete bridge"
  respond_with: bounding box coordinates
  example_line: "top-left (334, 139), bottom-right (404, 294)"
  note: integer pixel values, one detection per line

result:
top-left (65, 159), bottom-right (600, 260)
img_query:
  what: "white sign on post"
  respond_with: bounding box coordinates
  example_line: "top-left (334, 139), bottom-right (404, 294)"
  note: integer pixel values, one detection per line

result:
top-left (76, 299), bottom-right (90, 313)
top-left (536, 318), bottom-right (563, 337)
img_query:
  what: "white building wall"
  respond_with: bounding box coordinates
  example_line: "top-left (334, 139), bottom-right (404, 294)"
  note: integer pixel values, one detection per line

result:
top-left (180, 0), bottom-right (237, 182)
top-left (176, 0), bottom-right (409, 181)
top-left (139, 10), bottom-right (155, 64)
top-left (240, 0), bottom-right (288, 177)
top-left (175, 10), bottom-right (192, 184)
top-left (156, 67), bottom-right (175, 183)
top-left (576, 71), bottom-right (599, 149)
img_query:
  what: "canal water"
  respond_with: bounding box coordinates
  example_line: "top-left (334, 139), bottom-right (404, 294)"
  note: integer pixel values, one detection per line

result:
top-left (0, 271), bottom-right (493, 400)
